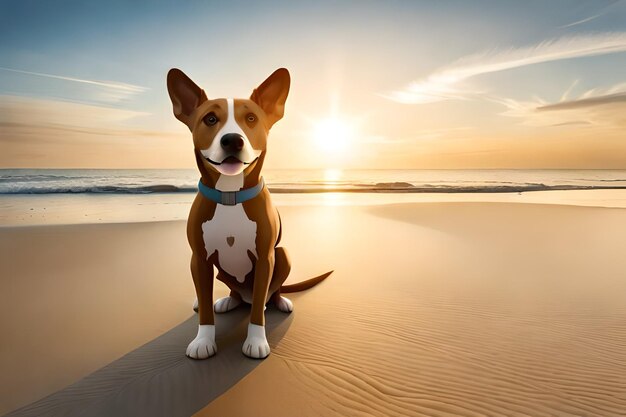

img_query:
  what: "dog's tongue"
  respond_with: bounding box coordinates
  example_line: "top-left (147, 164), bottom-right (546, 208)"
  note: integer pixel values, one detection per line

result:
top-left (220, 156), bottom-right (244, 175)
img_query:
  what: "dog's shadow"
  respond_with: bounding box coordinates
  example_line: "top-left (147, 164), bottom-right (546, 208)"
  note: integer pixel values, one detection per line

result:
top-left (7, 307), bottom-right (292, 417)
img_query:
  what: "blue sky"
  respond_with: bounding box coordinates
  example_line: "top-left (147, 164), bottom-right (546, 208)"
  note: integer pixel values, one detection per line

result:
top-left (1, 0), bottom-right (625, 168)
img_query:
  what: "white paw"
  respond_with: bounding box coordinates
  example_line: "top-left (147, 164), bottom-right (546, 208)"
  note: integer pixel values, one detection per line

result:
top-left (192, 298), bottom-right (198, 312)
top-left (242, 323), bottom-right (270, 359)
top-left (186, 325), bottom-right (216, 359)
top-left (275, 296), bottom-right (293, 313)
top-left (214, 296), bottom-right (242, 313)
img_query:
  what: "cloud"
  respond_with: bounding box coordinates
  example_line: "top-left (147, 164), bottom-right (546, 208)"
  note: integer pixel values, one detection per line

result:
top-left (557, 0), bottom-right (623, 29)
top-left (550, 121), bottom-right (593, 127)
top-left (386, 32), bottom-right (626, 104)
top-left (0, 95), bottom-right (184, 145)
top-left (0, 95), bottom-right (148, 129)
top-left (0, 67), bottom-right (148, 103)
top-left (558, 13), bottom-right (605, 29)
top-left (0, 95), bottom-right (190, 168)
top-left (492, 83), bottom-right (626, 129)
top-left (537, 92), bottom-right (626, 111)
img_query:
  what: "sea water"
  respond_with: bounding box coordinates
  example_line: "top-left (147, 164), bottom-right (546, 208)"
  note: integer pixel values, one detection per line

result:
top-left (1, 168), bottom-right (626, 194)
top-left (1, 169), bottom-right (626, 225)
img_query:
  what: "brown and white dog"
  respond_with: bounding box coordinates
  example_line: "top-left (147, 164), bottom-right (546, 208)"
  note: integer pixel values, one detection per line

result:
top-left (167, 68), bottom-right (331, 359)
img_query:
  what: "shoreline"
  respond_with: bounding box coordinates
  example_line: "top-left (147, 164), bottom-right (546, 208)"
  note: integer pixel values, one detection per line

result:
top-left (3, 168), bottom-right (626, 196)
top-left (2, 184), bottom-right (626, 195)
top-left (1, 189), bottom-right (626, 228)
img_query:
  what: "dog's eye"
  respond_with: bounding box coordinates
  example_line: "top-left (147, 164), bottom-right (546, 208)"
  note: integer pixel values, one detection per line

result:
top-left (246, 113), bottom-right (256, 123)
top-left (203, 112), bottom-right (218, 126)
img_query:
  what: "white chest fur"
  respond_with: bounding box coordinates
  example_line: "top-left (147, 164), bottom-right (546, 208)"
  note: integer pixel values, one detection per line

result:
top-left (202, 174), bottom-right (258, 283)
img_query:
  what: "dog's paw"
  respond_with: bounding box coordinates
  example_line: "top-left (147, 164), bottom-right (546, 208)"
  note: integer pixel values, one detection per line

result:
top-left (186, 337), bottom-right (216, 359)
top-left (275, 296), bottom-right (293, 313)
top-left (242, 323), bottom-right (270, 359)
top-left (192, 298), bottom-right (198, 313)
top-left (186, 325), bottom-right (216, 359)
top-left (214, 296), bottom-right (242, 313)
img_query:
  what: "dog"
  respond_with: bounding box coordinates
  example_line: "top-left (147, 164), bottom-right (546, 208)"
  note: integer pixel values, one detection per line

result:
top-left (167, 68), bottom-right (332, 359)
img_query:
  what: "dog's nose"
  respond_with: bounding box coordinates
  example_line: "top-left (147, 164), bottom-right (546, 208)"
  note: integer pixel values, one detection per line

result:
top-left (220, 133), bottom-right (244, 153)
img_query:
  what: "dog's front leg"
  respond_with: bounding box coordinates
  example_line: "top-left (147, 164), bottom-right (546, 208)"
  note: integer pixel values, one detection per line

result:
top-left (242, 250), bottom-right (274, 359)
top-left (186, 252), bottom-right (217, 359)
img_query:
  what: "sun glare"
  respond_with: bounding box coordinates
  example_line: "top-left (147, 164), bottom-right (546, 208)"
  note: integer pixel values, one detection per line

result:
top-left (324, 168), bottom-right (342, 182)
top-left (312, 117), bottom-right (356, 153)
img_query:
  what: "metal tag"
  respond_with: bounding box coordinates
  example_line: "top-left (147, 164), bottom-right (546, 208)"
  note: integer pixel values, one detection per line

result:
top-left (220, 191), bottom-right (237, 206)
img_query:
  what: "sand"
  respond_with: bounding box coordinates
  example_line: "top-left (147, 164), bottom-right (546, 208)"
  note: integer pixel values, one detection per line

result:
top-left (2, 200), bottom-right (626, 416)
top-left (2, 189), bottom-right (626, 226)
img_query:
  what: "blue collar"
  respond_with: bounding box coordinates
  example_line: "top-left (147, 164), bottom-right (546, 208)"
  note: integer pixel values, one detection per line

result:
top-left (197, 177), bottom-right (265, 206)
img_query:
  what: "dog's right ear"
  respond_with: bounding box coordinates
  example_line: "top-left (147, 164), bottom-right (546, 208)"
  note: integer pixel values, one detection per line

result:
top-left (167, 68), bottom-right (208, 127)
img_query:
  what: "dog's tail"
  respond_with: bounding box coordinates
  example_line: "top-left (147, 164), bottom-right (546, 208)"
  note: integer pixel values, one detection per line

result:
top-left (280, 270), bottom-right (333, 293)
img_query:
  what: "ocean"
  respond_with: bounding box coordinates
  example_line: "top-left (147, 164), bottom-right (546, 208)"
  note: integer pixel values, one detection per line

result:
top-left (2, 169), bottom-right (626, 226)
top-left (1, 169), bottom-right (626, 194)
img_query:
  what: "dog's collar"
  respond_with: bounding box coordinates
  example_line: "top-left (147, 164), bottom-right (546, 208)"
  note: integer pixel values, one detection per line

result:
top-left (197, 177), bottom-right (265, 206)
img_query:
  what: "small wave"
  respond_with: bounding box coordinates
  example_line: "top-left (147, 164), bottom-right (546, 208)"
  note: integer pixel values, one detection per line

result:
top-left (0, 185), bottom-right (197, 194)
top-left (374, 181), bottom-right (415, 188)
top-left (0, 175), bottom-right (94, 183)
top-left (1, 183), bottom-right (626, 195)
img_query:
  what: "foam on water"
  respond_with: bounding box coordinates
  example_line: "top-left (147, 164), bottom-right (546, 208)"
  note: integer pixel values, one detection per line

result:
top-left (1, 168), bottom-right (626, 194)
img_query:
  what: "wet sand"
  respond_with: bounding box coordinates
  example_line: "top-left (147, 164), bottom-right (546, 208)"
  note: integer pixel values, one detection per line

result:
top-left (2, 201), bottom-right (626, 416)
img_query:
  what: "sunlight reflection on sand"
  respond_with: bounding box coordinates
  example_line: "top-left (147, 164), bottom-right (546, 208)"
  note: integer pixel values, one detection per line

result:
top-left (1, 189), bottom-right (625, 226)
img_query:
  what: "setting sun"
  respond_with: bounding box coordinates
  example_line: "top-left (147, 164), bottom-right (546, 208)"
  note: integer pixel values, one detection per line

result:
top-left (311, 117), bottom-right (356, 153)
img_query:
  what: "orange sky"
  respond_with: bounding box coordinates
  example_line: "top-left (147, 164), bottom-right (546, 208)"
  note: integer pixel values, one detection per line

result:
top-left (1, 1), bottom-right (625, 169)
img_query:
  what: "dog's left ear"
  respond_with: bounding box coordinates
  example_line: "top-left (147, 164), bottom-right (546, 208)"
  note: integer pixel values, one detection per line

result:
top-left (250, 68), bottom-right (290, 127)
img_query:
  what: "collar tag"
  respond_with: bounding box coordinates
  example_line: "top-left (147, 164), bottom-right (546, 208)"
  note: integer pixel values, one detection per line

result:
top-left (221, 191), bottom-right (237, 206)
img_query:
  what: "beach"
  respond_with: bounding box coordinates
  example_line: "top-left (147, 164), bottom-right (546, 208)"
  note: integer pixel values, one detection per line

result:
top-left (3, 0), bottom-right (626, 413)
top-left (2, 192), bottom-right (626, 416)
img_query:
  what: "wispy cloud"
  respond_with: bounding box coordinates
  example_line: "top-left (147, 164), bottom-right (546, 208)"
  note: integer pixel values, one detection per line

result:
top-left (558, 0), bottom-right (623, 29)
top-left (492, 82), bottom-right (626, 129)
top-left (0, 95), bottom-right (165, 144)
top-left (0, 67), bottom-right (148, 102)
top-left (0, 95), bottom-right (148, 127)
top-left (558, 12), bottom-right (605, 29)
top-left (386, 32), bottom-right (626, 104)
top-left (538, 92), bottom-right (626, 111)
top-left (0, 95), bottom-right (187, 168)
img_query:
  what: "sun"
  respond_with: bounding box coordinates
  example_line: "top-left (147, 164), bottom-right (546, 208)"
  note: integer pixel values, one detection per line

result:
top-left (312, 117), bottom-right (356, 153)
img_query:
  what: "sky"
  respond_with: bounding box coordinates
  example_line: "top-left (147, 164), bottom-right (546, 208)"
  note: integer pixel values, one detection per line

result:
top-left (1, 0), bottom-right (625, 169)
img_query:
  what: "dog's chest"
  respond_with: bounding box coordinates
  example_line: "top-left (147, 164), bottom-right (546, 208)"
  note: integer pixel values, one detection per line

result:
top-left (202, 205), bottom-right (257, 283)
top-left (201, 174), bottom-right (258, 283)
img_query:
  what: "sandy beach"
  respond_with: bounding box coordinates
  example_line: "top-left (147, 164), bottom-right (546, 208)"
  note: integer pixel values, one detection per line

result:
top-left (3, 0), bottom-right (626, 414)
top-left (2, 197), bottom-right (626, 416)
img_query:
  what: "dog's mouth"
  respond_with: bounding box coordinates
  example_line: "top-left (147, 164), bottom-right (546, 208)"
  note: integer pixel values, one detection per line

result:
top-left (205, 155), bottom-right (258, 176)
top-left (206, 155), bottom-right (257, 166)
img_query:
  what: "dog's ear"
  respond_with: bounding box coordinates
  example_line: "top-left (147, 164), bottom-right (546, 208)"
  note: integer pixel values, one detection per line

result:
top-left (167, 68), bottom-right (208, 127)
top-left (250, 68), bottom-right (290, 127)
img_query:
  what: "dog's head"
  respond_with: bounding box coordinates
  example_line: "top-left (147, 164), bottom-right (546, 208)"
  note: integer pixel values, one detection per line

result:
top-left (167, 68), bottom-right (290, 176)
